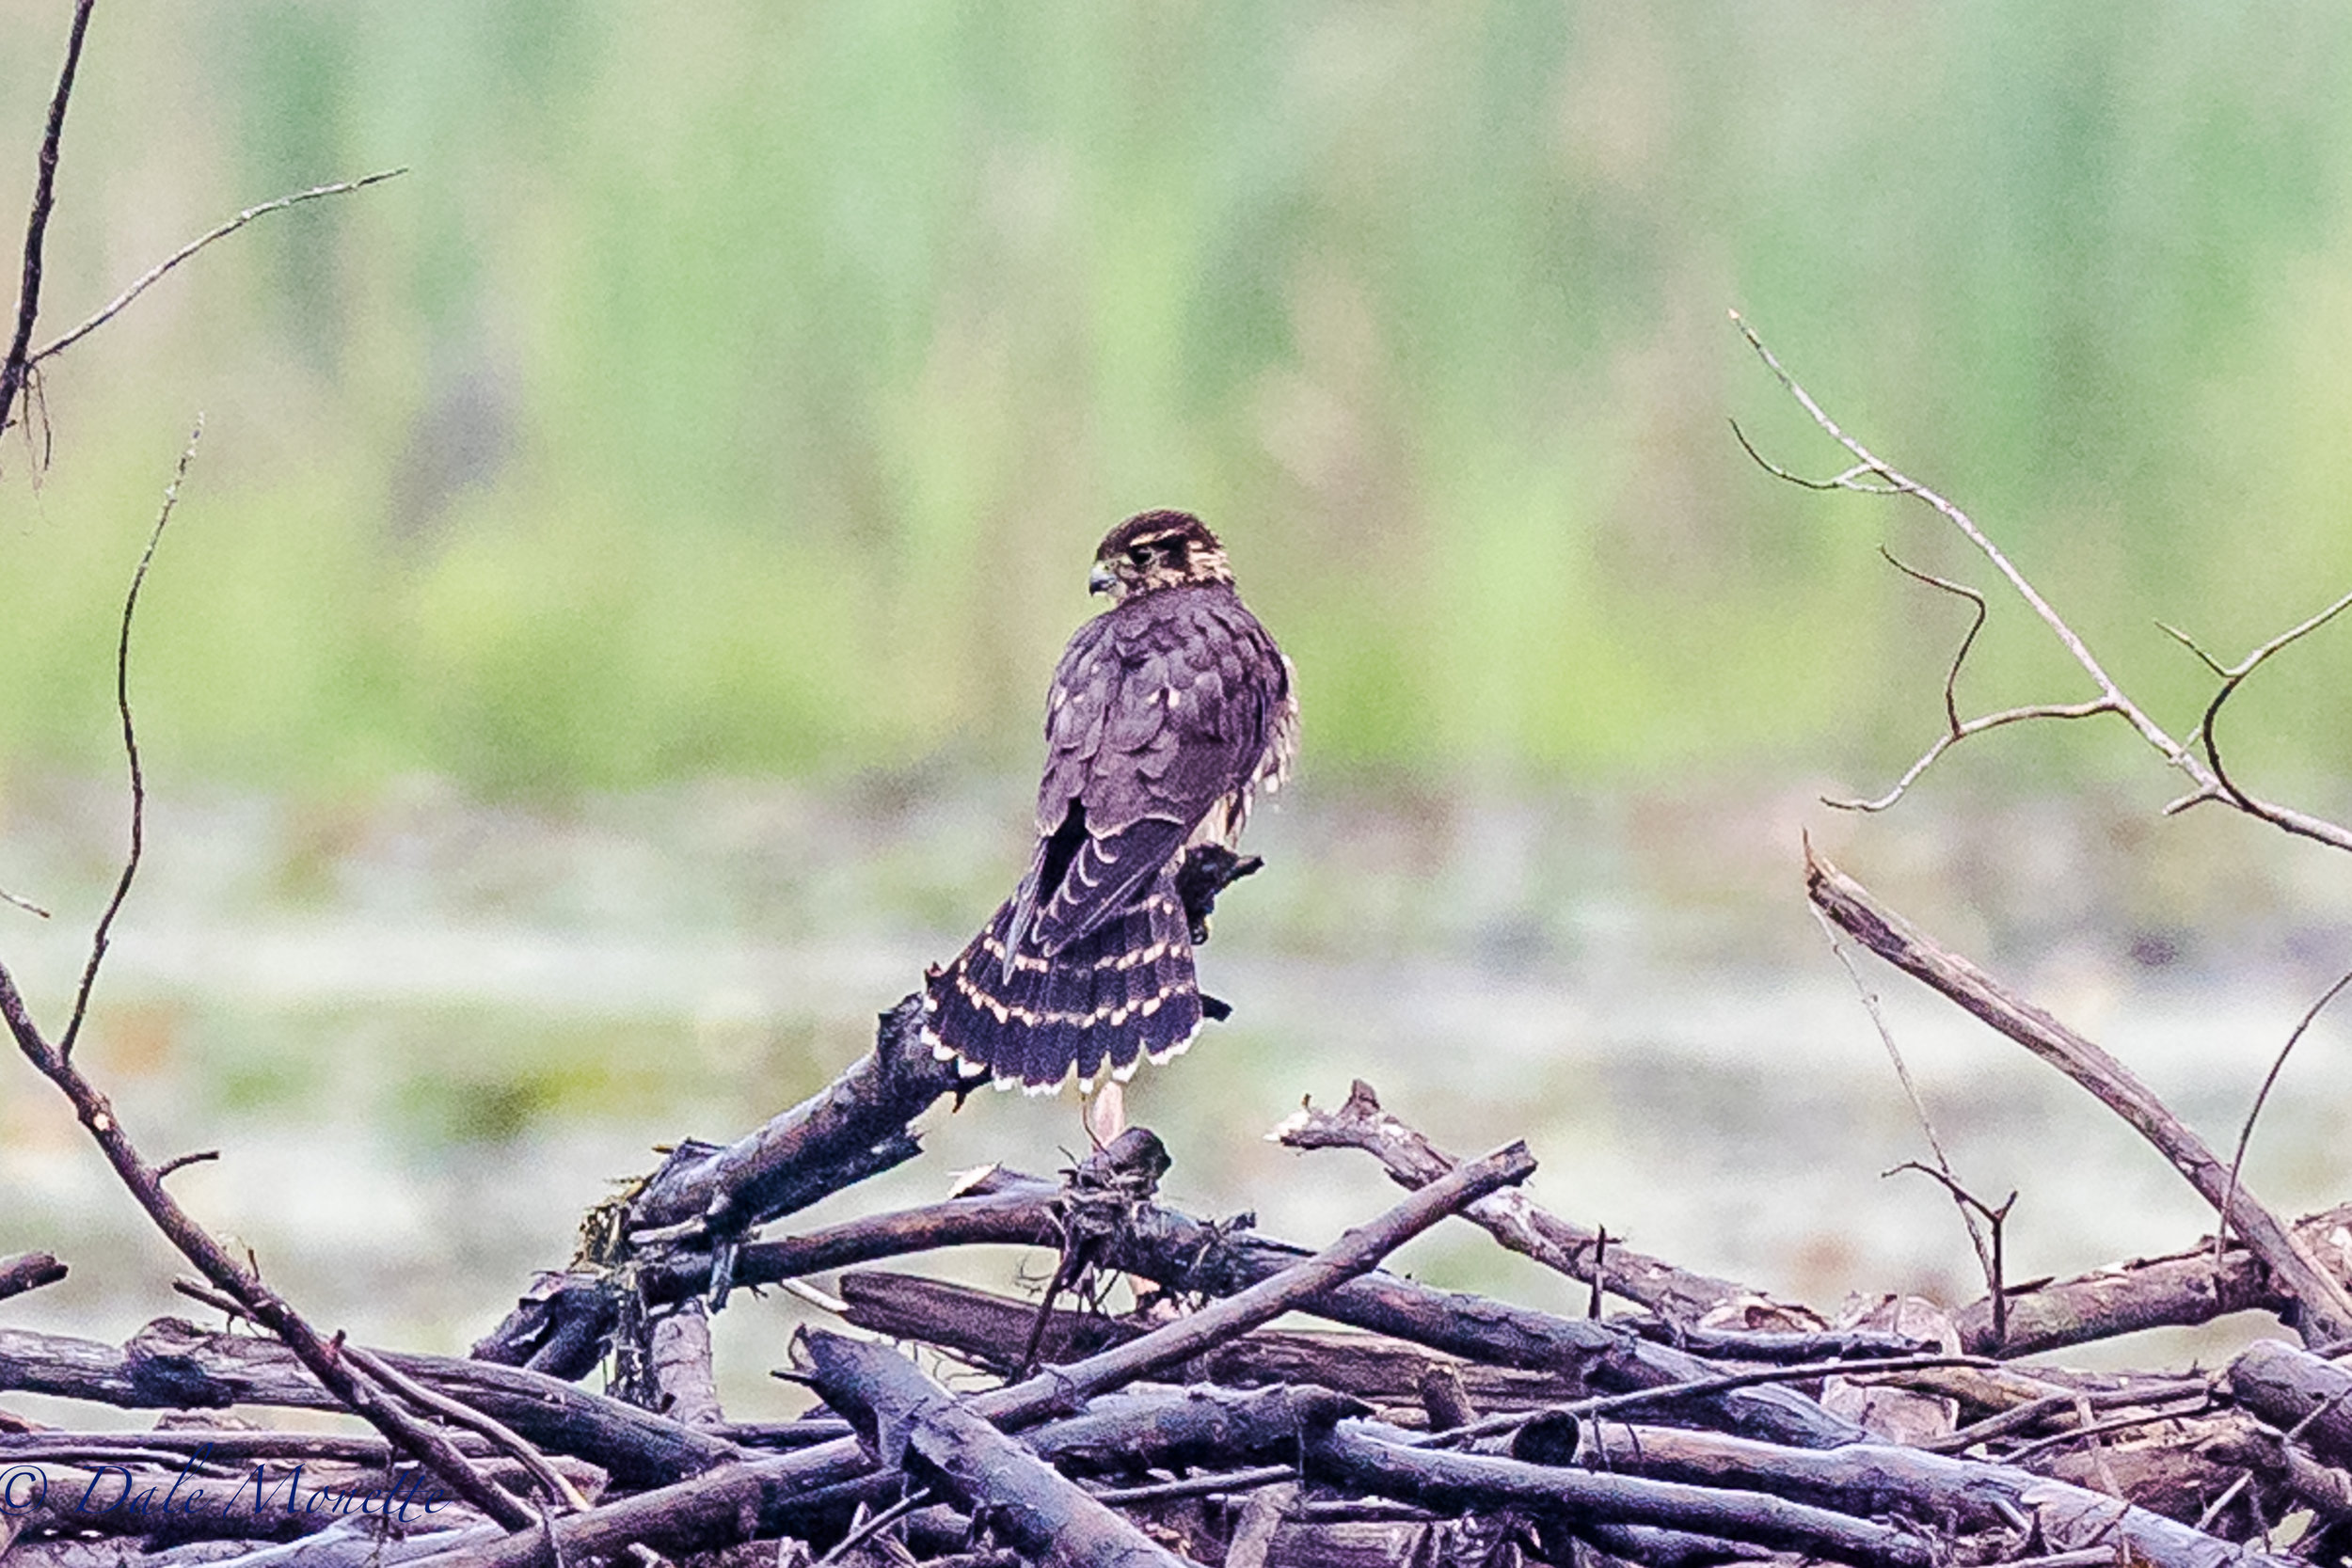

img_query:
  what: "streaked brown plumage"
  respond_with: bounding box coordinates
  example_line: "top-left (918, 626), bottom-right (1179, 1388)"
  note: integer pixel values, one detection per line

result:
top-left (923, 510), bottom-right (1297, 1094)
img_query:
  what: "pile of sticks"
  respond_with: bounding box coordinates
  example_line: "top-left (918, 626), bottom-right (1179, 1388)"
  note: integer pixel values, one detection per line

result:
top-left (8, 853), bottom-right (2352, 1568)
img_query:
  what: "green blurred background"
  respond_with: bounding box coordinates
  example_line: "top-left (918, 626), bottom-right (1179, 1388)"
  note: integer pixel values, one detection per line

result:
top-left (8, 2), bottom-right (2352, 1386)
top-left (7, 1), bottom-right (2352, 795)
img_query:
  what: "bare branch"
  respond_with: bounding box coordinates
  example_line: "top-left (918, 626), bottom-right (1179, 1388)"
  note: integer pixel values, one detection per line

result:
top-left (1267, 1077), bottom-right (1773, 1322)
top-left (1825, 701), bottom-right (2116, 813)
top-left (1424, 1352), bottom-right (1994, 1448)
top-left (1877, 546), bottom-right (1985, 735)
top-left (0, 886), bottom-right (50, 919)
top-left (30, 168), bottom-right (408, 367)
top-left (2213, 969), bottom-right (2352, 1276)
top-left (56, 419), bottom-right (198, 1059)
top-left (1884, 1161), bottom-right (2017, 1350)
top-left (0, 957), bottom-right (535, 1526)
top-left (154, 1147), bottom-right (220, 1181)
top-left (342, 1340), bottom-right (591, 1513)
top-left (1811, 897), bottom-right (1995, 1295)
top-left (1728, 416), bottom-right (1899, 494)
top-left (2170, 588), bottom-right (2352, 849)
top-left (1732, 310), bottom-right (2352, 851)
top-left (1730, 311), bottom-right (2168, 750)
top-left (0, 0), bottom-right (95, 443)
top-left (0, 1251), bottom-right (67, 1303)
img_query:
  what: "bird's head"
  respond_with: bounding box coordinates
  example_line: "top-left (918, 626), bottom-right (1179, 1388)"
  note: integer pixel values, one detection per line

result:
top-left (1088, 510), bottom-right (1232, 602)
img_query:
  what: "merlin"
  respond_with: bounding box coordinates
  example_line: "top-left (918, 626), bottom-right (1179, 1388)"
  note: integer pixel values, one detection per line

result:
top-left (924, 510), bottom-right (1297, 1096)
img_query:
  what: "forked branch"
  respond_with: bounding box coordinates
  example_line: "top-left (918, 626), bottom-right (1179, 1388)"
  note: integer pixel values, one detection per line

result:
top-left (2158, 588), bottom-right (2352, 845)
top-left (1, 0), bottom-right (403, 463)
top-left (1732, 310), bottom-right (2352, 851)
top-left (0, 444), bottom-right (541, 1531)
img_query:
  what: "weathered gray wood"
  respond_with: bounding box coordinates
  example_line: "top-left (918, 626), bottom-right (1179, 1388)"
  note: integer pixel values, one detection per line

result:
top-left (1581, 1420), bottom-right (2288, 1568)
top-left (0, 1319), bottom-right (738, 1487)
top-left (805, 1332), bottom-right (1195, 1568)
top-left (2228, 1336), bottom-right (2352, 1467)
top-left (401, 1136), bottom-right (1537, 1568)
top-left (1310, 1422), bottom-right (1934, 1567)
top-left (835, 1269), bottom-right (1574, 1411)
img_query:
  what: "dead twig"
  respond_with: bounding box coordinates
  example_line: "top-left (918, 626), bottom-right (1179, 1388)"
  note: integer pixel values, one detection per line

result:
top-left (1819, 549), bottom-right (2117, 814)
top-left (1269, 1078), bottom-right (1768, 1322)
top-left (1, 966), bottom-right (535, 1527)
top-left (811, 1487), bottom-right (933, 1568)
top-left (0, 1251), bottom-right (67, 1304)
top-left (1812, 897), bottom-right (1996, 1297)
top-left (1424, 1354), bottom-right (1994, 1448)
top-left (2002, 1397), bottom-right (2217, 1466)
top-left (2159, 589), bottom-right (2352, 842)
top-left (57, 420), bottom-right (197, 1059)
top-left (0, 886), bottom-right (50, 919)
top-left (1885, 1162), bottom-right (2016, 1352)
top-left (29, 169), bottom-right (407, 369)
top-left (342, 1341), bottom-right (591, 1513)
top-left (2213, 970), bottom-right (2352, 1279)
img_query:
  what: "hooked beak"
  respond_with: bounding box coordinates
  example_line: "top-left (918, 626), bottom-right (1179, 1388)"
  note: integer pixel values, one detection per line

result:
top-left (1088, 562), bottom-right (1116, 596)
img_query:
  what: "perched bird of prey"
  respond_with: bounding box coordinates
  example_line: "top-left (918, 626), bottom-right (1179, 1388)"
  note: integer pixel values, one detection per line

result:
top-left (924, 510), bottom-right (1297, 1102)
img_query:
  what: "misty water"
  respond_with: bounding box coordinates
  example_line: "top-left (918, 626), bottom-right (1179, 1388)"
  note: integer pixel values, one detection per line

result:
top-left (6, 773), bottom-right (2351, 1418)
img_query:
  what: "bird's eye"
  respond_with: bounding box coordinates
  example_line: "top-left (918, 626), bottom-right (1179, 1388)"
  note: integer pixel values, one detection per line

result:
top-left (1125, 546), bottom-right (1152, 567)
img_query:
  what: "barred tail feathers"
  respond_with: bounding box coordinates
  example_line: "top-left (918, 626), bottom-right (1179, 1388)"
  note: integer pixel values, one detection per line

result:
top-left (923, 871), bottom-right (1202, 1094)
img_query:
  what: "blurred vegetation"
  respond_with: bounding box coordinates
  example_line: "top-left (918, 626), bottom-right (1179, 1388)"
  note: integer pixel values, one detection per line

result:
top-left (6, 2), bottom-right (2352, 799)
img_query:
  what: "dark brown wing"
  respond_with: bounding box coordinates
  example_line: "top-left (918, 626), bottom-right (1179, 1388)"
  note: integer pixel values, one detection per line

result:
top-left (1022, 588), bottom-right (1279, 957)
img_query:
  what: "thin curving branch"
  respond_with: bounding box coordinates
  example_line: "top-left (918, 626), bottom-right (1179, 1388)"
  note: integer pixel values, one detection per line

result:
top-left (29, 168), bottom-right (408, 367)
top-left (0, 0), bottom-right (95, 444)
top-left (2158, 587), bottom-right (2352, 847)
top-left (2212, 969), bottom-right (2352, 1277)
top-left (1881, 546), bottom-right (1984, 736)
top-left (57, 419), bottom-right (195, 1060)
top-left (1825, 700), bottom-right (2119, 815)
top-left (1731, 310), bottom-right (2352, 851)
